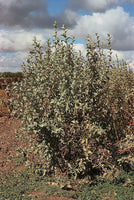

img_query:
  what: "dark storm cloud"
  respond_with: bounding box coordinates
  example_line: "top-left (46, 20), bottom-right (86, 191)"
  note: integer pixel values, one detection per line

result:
top-left (0, 0), bottom-right (56, 28)
top-left (0, 0), bottom-right (78, 29)
top-left (55, 9), bottom-right (80, 28)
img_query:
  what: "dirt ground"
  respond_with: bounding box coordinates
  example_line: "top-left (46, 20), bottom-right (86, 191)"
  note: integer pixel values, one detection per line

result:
top-left (0, 116), bottom-right (21, 175)
top-left (0, 89), bottom-right (77, 200)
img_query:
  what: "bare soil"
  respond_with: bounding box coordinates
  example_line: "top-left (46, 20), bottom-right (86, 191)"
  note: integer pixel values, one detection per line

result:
top-left (0, 116), bottom-right (25, 176)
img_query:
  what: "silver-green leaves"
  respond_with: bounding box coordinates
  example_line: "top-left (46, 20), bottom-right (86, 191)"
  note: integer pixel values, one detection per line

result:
top-left (7, 22), bottom-right (134, 178)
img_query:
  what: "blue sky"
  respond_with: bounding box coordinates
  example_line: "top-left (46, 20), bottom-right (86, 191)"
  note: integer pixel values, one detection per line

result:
top-left (46, 0), bottom-right (67, 16)
top-left (0, 0), bottom-right (134, 72)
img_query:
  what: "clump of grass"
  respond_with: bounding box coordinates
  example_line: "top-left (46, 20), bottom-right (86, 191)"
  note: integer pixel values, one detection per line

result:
top-left (0, 168), bottom-right (78, 199)
top-left (0, 169), bottom-right (41, 199)
top-left (79, 170), bottom-right (134, 200)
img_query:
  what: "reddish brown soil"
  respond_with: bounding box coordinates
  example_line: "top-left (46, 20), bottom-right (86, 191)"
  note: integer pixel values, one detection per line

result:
top-left (0, 116), bottom-right (24, 176)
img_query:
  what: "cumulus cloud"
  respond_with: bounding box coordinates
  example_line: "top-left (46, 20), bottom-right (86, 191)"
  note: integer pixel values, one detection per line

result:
top-left (68, 0), bottom-right (118, 12)
top-left (0, 29), bottom-right (46, 53)
top-left (70, 7), bottom-right (134, 51)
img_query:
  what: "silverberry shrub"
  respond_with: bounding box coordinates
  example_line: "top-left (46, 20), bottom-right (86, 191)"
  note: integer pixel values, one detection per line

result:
top-left (7, 22), bottom-right (134, 178)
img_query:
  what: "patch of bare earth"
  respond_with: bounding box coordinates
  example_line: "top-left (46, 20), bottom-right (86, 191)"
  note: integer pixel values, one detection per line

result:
top-left (0, 116), bottom-right (24, 176)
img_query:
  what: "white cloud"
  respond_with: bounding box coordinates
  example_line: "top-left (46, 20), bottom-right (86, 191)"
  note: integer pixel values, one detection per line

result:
top-left (70, 7), bottom-right (134, 51)
top-left (73, 43), bottom-right (87, 57)
top-left (0, 29), bottom-right (45, 53)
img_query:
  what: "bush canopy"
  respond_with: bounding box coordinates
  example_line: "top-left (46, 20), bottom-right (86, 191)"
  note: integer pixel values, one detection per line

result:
top-left (7, 22), bottom-right (134, 178)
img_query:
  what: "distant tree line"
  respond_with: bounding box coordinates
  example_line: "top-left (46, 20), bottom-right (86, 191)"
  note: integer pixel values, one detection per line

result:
top-left (0, 72), bottom-right (23, 78)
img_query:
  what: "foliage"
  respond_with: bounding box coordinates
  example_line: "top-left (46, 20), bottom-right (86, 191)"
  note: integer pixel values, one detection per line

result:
top-left (7, 21), bottom-right (134, 178)
top-left (115, 134), bottom-right (134, 171)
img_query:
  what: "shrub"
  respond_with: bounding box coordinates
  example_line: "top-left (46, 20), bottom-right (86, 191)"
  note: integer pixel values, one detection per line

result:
top-left (7, 21), bottom-right (134, 178)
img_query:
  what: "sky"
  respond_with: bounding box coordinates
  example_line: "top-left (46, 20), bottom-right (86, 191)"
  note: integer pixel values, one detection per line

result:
top-left (0, 0), bottom-right (134, 72)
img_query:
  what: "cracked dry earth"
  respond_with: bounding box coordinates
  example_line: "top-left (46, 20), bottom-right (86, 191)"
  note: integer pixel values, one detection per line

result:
top-left (0, 90), bottom-right (77, 200)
